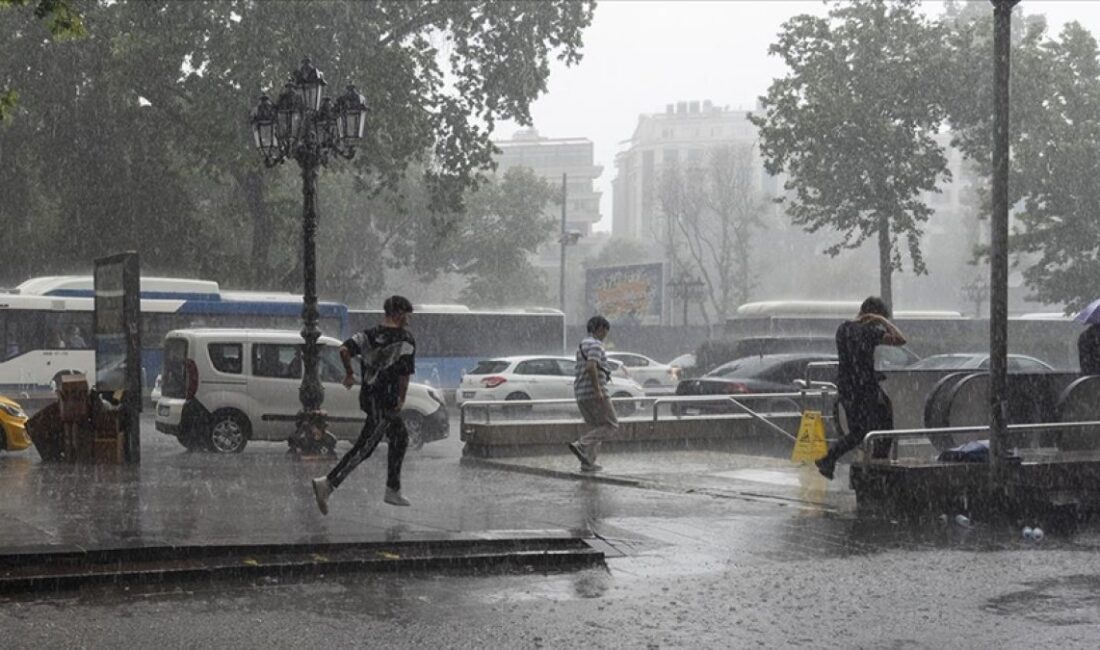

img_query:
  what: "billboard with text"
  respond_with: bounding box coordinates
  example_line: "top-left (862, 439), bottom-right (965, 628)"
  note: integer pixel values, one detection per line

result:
top-left (585, 263), bottom-right (664, 326)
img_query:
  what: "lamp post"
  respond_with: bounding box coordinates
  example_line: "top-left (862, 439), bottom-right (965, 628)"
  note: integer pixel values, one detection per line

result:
top-left (668, 275), bottom-right (705, 326)
top-left (961, 274), bottom-right (990, 318)
top-left (250, 58), bottom-right (367, 455)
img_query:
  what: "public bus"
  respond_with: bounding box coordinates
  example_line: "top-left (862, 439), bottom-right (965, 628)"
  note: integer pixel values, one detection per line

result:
top-left (348, 305), bottom-right (566, 390)
top-left (0, 276), bottom-right (349, 396)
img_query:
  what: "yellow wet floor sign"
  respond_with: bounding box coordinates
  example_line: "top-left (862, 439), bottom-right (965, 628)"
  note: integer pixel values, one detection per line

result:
top-left (791, 410), bottom-right (827, 464)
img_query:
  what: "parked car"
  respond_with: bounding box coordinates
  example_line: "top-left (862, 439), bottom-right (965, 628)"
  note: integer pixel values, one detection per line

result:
top-left (694, 336), bottom-right (919, 376)
top-left (154, 329), bottom-right (448, 453)
top-left (456, 355), bottom-right (646, 414)
top-left (906, 353), bottom-right (1055, 372)
top-left (606, 351), bottom-right (680, 389)
top-left (0, 394), bottom-right (31, 453)
top-left (668, 352), bottom-right (696, 371)
top-left (674, 352), bottom-right (838, 415)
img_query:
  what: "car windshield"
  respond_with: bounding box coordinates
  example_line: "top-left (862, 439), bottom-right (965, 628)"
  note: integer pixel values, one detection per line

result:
top-left (468, 360), bottom-right (510, 375)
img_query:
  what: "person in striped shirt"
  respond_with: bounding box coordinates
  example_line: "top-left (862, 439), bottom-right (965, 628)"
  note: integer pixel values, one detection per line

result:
top-left (569, 315), bottom-right (618, 472)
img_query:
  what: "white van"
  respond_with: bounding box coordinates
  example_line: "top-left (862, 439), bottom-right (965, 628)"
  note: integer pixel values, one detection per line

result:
top-left (154, 329), bottom-right (448, 453)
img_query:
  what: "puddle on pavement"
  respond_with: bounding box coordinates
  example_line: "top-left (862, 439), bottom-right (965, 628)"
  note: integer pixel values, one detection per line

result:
top-left (986, 574), bottom-right (1100, 625)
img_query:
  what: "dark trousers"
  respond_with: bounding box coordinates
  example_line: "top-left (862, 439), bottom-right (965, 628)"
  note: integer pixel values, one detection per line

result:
top-left (823, 390), bottom-right (894, 463)
top-left (327, 394), bottom-right (409, 491)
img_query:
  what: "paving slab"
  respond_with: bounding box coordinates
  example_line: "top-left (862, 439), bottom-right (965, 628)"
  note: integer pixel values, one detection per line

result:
top-left (463, 447), bottom-right (859, 512)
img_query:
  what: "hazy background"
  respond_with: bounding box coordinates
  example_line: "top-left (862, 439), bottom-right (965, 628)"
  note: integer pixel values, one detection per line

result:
top-left (500, 0), bottom-right (1100, 231)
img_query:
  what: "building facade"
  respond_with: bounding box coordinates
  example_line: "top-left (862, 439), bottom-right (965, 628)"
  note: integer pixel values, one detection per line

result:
top-left (491, 128), bottom-right (605, 323)
top-left (611, 100), bottom-right (775, 242)
top-left (493, 127), bottom-right (603, 236)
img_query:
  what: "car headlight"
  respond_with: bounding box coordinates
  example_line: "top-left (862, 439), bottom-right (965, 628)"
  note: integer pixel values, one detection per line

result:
top-left (427, 389), bottom-right (445, 407)
top-left (0, 403), bottom-right (26, 418)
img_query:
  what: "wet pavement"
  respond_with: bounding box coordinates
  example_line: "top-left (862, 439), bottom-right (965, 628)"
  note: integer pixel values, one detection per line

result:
top-left (3, 416), bottom-right (1100, 647)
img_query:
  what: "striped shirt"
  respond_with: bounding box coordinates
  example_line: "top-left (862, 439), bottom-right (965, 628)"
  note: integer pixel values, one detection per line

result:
top-left (574, 336), bottom-right (610, 400)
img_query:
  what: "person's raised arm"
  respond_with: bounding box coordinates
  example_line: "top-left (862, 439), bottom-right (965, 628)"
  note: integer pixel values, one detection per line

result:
top-left (861, 314), bottom-right (907, 346)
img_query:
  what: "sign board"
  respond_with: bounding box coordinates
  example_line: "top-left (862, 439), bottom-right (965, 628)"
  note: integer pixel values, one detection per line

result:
top-left (585, 262), bottom-right (664, 326)
top-left (94, 252), bottom-right (142, 463)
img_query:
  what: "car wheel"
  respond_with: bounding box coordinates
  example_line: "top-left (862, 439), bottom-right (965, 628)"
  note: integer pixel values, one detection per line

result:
top-left (503, 392), bottom-right (531, 418)
top-left (208, 409), bottom-right (249, 454)
top-left (402, 411), bottom-right (426, 450)
top-left (613, 391), bottom-right (637, 417)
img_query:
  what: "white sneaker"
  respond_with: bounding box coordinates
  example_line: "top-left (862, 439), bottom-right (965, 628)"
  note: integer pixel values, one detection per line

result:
top-left (312, 477), bottom-right (332, 515)
top-left (384, 488), bottom-right (411, 507)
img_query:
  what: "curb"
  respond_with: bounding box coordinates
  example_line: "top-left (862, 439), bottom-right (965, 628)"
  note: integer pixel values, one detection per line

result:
top-left (0, 532), bottom-right (604, 596)
top-left (461, 456), bottom-right (841, 512)
top-left (461, 456), bottom-right (644, 488)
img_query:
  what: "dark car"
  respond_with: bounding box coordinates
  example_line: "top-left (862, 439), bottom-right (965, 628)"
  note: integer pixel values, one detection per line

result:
top-left (693, 336), bottom-right (919, 377)
top-left (674, 352), bottom-right (838, 414)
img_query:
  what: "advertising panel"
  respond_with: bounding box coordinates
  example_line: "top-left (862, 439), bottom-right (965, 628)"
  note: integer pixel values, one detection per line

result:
top-left (585, 263), bottom-right (664, 326)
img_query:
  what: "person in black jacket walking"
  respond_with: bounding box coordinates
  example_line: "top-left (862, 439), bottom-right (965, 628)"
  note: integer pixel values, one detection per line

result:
top-left (816, 297), bottom-right (907, 480)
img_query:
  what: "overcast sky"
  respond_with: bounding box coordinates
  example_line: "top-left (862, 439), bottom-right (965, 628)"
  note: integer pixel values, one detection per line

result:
top-left (497, 0), bottom-right (1100, 232)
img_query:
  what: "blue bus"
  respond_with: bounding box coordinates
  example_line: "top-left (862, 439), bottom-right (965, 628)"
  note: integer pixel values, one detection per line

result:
top-left (348, 305), bottom-right (566, 390)
top-left (2, 276), bottom-right (349, 396)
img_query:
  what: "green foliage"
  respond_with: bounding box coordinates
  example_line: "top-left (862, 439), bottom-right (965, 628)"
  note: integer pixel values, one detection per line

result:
top-left (751, 0), bottom-right (950, 306)
top-left (0, 0), bottom-right (84, 122)
top-left (426, 166), bottom-right (558, 307)
top-left (941, 7), bottom-right (1100, 310)
top-left (0, 0), bottom-right (594, 298)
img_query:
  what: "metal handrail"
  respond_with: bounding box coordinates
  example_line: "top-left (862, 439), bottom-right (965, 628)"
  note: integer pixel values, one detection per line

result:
top-left (458, 392), bottom-right (833, 440)
top-left (649, 392), bottom-right (832, 443)
top-left (804, 360), bottom-right (839, 384)
top-left (459, 395), bottom-right (656, 428)
top-left (860, 420), bottom-right (1100, 467)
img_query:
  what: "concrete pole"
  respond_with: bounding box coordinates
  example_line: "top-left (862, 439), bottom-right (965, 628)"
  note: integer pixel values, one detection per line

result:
top-left (989, 0), bottom-right (1019, 476)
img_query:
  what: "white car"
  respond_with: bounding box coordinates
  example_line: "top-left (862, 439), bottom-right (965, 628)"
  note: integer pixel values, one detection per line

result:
top-left (154, 329), bottom-right (448, 453)
top-left (456, 355), bottom-right (646, 412)
top-left (606, 351), bottom-right (680, 389)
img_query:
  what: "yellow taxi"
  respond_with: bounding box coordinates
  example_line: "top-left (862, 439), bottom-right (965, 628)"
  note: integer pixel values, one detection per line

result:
top-left (0, 395), bottom-right (31, 452)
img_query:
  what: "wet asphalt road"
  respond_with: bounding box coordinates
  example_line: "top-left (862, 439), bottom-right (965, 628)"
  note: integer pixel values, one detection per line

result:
top-left (3, 418), bottom-right (1100, 648)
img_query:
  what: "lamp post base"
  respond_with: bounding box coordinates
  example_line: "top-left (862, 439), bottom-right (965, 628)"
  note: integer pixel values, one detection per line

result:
top-left (287, 409), bottom-right (337, 456)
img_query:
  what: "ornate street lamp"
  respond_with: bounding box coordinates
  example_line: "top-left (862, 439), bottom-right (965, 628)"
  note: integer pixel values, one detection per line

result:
top-left (250, 58), bottom-right (367, 454)
top-left (668, 274), bottom-right (705, 326)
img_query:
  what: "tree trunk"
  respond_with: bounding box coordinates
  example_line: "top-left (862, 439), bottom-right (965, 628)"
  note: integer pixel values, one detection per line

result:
top-left (239, 170), bottom-right (274, 287)
top-left (878, 214), bottom-right (893, 311)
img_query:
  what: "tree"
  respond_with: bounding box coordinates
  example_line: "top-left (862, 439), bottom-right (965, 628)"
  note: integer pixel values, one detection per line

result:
top-left (654, 145), bottom-right (766, 327)
top-left (0, 1), bottom-right (595, 293)
top-left (0, 0), bottom-right (84, 123)
top-left (420, 166), bottom-right (558, 307)
top-left (751, 0), bottom-right (950, 309)
top-left (941, 5), bottom-right (1100, 310)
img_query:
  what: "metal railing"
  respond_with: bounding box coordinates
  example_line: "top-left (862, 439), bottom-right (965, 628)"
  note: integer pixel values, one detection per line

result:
top-left (860, 420), bottom-right (1100, 467)
top-left (459, 388), bottom-right (839, 444)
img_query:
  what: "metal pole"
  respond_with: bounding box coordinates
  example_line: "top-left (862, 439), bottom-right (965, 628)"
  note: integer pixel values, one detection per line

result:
top-left (989, 0), bottom-right (1018, 476)
top-left (292, 124), bottom-right (327, 454)
top-left (559, 173), bottom-right (567, 315)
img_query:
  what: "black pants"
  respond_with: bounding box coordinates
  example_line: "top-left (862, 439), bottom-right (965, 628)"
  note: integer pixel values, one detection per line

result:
top-left (327, 394), bottom-right (408, 491)
top-left (823, 390), bottom-right (894, 463)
